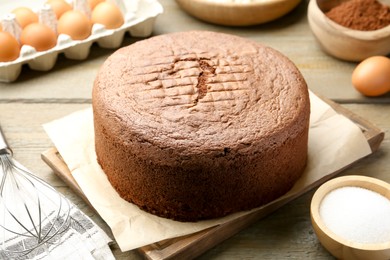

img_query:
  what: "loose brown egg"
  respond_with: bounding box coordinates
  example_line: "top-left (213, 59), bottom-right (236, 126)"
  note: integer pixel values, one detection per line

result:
top-left (91, 2), bottom-right (124, 29)
top-left (352, 56), bottom-right (390, 97)
top-left (57, 10), bottom-right (92, 40)
top-left (20, 23), bottom-right (57, 51)
top-left (88, 0), bottom-right (104, 10)
top-left (0, 32), bottom-right (20, 62)
top-left (46, 0), bottom-right (73, 19)
top-left (12, 7), bottom-right (39, 28)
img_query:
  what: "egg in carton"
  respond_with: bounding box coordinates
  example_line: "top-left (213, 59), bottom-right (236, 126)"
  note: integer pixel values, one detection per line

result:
top-left (0, 0), bottom-right (163, 82)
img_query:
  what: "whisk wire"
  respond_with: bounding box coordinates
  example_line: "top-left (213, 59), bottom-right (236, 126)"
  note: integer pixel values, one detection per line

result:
top-left (0, 151), bottom-right (72, 256)
top-left (0, 125), bottom-right (114, 259)
top-left (0, 154), bottom-right (11, 195)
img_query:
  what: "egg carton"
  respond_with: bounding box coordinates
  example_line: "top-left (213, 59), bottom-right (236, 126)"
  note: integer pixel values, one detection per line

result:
top-left (0, 0), bottom-right (163, 83)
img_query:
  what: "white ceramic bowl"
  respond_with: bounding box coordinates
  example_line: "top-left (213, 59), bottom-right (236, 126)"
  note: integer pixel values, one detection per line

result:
top-left (175, 0), bottom-right (301, 26)
top-left (311, 175), bottom-right (390, 260)
top-left (307, 0), bottom-right (390, 61)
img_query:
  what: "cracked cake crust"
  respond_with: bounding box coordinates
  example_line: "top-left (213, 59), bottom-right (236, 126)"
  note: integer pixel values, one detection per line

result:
top-left (92, 31), bottom-right (310, 221)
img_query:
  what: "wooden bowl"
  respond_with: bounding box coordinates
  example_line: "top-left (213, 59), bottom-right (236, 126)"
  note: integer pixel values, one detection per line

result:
top-left (175, 0), bottom-right (302, 26)
top-left (307, 0), bottom-right (390, 61)
top-left (311, 175), bottom-right (390, 260)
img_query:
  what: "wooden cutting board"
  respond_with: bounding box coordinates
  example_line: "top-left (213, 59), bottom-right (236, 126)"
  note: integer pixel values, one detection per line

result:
top-left (41, 95), bottom-right (384, 260)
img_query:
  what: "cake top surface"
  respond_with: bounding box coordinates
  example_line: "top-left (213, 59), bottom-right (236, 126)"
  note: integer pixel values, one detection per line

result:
top-left (93, 31), bottom-right (309, 153)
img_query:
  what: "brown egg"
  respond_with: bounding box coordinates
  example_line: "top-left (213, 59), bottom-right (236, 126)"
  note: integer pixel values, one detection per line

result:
top-left (46, 0), bottom-right (73, 19)
top-left (57, 10), bottom-right (92, 40)
top-left (20, 23), bottom-right (57, 51)
top-left (0, 24), bottom-right (2, 31)
top-left (88, 0), bottom-right (105, 10)
top-left (352, 56), bottom-right (390, 97)
top-left (12, 7), bottom-right (39, 28)
top-left (91, 2), bottom-right (124, 29)
top-left (0, 32), bottom-right (20, 62)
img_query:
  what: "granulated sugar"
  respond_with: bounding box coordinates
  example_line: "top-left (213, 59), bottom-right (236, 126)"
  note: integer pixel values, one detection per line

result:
top-left (320, 186), bottom-right (390, 244)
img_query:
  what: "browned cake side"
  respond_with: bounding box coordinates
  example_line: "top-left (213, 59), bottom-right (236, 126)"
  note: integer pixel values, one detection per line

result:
top-left (92, 31), bottom-right (310, 222)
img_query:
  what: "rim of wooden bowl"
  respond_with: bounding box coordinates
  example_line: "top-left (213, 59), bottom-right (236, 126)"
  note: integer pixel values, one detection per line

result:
top-left (178, 0), bottom-right (297, 7)
top-left (175, 0), bottom-right (302, 26)
top-left (311, 175), bottom-right (390, 251)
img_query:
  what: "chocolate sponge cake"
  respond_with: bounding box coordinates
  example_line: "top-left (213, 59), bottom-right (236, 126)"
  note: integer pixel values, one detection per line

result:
top-left (92, 31), bottom-right (310, 222)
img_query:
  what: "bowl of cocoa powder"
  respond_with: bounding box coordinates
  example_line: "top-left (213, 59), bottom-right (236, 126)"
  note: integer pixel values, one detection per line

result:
top-left (308, 0), bottom-right (390, 61)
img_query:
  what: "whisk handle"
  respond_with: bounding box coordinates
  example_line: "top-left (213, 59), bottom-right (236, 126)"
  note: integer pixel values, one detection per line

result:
top-left (0, 125), bottom-right (12, 155)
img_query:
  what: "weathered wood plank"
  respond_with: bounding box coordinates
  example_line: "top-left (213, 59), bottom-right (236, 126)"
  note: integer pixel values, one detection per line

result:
top-left (0, 0), bottom-right (389, 102)
top-left (0, 0), bottom-right (389, 258)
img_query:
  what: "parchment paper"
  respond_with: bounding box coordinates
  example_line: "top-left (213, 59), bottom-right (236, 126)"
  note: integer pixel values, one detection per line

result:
top-left (43, 91), bottom-right (372, 251)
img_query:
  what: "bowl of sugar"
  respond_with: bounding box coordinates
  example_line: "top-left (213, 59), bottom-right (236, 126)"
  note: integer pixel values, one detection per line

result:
top-left (311, 175), bottom-right (390, 260)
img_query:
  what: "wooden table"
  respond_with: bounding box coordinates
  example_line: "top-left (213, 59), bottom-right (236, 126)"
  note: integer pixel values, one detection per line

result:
top-left (1, 0), bottom-right (389, 259)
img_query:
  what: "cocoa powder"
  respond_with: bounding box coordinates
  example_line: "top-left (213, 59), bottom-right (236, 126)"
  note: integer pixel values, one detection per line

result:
top-left (325, 0), bottom-right (390, 31)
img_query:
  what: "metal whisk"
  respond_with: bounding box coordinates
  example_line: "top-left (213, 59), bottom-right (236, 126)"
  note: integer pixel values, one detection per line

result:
top-left (0, 125), bottom-right (71, 258)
